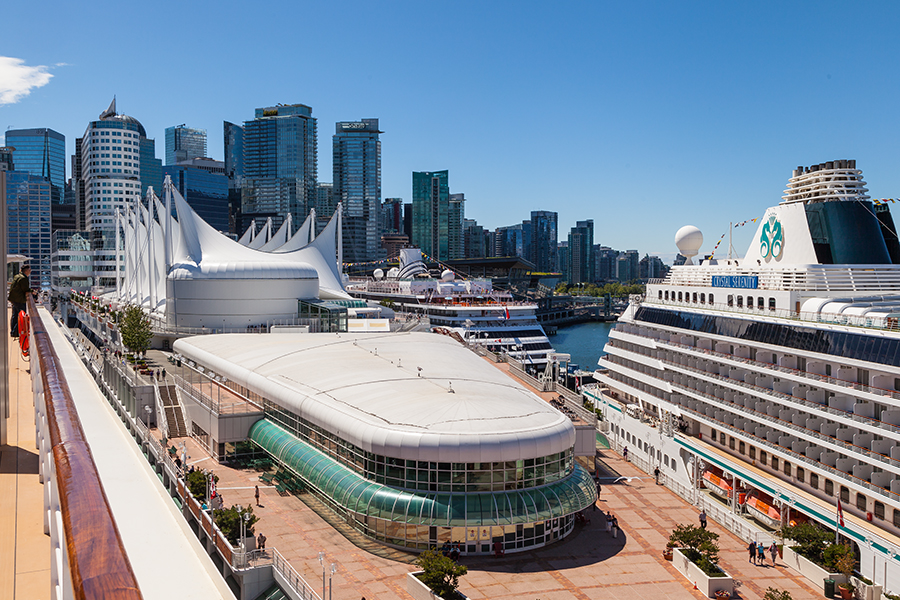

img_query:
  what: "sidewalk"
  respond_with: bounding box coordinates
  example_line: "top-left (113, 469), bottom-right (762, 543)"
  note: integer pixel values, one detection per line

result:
top-left (0, 333), bottom-right (51, 600)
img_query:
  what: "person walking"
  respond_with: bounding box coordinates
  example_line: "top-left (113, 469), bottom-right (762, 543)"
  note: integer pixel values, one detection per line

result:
top-left (654, 466), bottom-right (660, 484)
top-left (255, 485), bottom-right (260, 506)
top-left (699, 510), bottom-right (707, 529)
top-left (8, 265), bottom-right (31, 338)
top-left (623, 446), bottom-right (629, 461)
top-left (605, 511), bottom-right (613, 532)
top-left (611, 515), bottom-right (619, 538)
top-left (769, 542), bottom-right (778, 566)
top-left (757, 543), bottom-right (766, 565)
top-left (257, 532), bottom-right (266, 553)
top-left (748, 541), bottom-right (756, 564)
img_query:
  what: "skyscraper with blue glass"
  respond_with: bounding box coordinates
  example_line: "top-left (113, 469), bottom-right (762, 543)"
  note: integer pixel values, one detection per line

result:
top-left (412, 170), bottom-right (449, 260)
top-left (165, 125), bottom-right (207, 165)
top-left (242, 104), bottom-right (317, 234)
top-left (530, 210), bottom-right (558, 272)
top-left (4, 128), bottom-right (65, 203)
top-left (5, 171), bottom-right (52, 289)
top-left (224, 121), bottom-right (244, 234)
top-left (333, 119), bottom-right (381, 262)
top-left (163, 159), bottom-right (229, 233)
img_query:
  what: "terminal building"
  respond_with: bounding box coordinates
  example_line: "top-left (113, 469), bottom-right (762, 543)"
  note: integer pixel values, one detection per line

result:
top-left (172, 331), bottom-right (597, 554)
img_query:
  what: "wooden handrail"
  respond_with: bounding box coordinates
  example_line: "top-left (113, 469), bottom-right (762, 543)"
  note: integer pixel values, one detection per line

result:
top-left (28, 296), bottom-right (144, 599)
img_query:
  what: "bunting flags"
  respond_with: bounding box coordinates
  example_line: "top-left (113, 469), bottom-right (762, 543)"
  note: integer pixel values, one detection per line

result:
top-left (873, 198), bottom-right (898, 206)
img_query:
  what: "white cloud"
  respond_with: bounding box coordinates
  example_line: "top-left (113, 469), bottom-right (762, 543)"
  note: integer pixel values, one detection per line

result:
top-left (0, 57), bottom-right (53, 105)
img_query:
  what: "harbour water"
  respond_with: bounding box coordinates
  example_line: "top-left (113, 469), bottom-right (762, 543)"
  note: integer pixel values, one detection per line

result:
top-left (550, 321), bottom-right (615, 372)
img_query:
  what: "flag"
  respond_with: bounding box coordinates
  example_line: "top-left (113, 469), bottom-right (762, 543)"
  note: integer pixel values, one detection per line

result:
top-left (837, 499), bottom-right (844, 527)
top-left (505, 306), bottom-right (510, 320)
top-left (210, 475), bottom-right (217, 498)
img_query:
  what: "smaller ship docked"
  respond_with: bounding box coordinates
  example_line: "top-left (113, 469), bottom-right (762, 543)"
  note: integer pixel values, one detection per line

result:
top-left (346, 249), bottom-right (554, 365)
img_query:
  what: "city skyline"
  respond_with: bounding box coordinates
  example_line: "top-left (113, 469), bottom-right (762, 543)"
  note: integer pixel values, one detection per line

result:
top-left (4, 2), bottom-right (900, 260)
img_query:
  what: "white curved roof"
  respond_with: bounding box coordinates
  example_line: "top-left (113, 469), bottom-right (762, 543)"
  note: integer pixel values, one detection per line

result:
top-left (173, 332), bottom-right (575, 462)
top-left (169, 261), bottom-right (317, 280)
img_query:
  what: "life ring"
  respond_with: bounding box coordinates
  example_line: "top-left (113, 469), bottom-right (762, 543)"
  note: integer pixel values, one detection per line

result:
top-left (18, 310), bottom-right (30, 358)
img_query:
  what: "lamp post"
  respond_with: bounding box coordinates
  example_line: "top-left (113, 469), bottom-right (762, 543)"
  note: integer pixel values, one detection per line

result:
top-left (143, 404), bottom-right (151, 429)
top-left (329, 563), bottom-right (336, 600)
top-left (318, 551), bottom-right (326, 599)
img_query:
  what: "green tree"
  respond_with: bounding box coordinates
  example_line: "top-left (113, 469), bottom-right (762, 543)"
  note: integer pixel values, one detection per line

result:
top-left (213, 505), bottom-right (259, 545)
top-left (416, 548), bottom-right (468, 599)
top-left (668, 523), bottom-right (722, 576)
top-left (187, 469), bottom-right (219, 501)
top-left (781, 522), bottom-right (834, 565)
top-left (120, 304), bottom-right (152, 356)
top-left (764, 587), bottom-right (793, 600)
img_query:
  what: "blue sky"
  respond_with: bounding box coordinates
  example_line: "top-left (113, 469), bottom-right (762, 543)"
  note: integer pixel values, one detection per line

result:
top-left (3, 1), bottom-right (900, 262)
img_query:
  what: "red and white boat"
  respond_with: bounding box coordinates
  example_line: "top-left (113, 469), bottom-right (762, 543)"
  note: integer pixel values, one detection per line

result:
top-left (702, 469), bottom-right (734, 500)
top-left (744, 491), bottom-right (781, 528)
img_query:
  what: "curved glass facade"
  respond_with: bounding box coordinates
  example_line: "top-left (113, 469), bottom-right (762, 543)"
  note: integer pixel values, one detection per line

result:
top-left (250, 419), bottom-right (596, 553)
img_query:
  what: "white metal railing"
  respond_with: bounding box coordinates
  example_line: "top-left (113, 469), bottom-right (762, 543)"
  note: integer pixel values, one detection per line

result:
top-left (272, 549), bottom-right (322, 600)
top-left (152, 382), bottom-right (170, 440)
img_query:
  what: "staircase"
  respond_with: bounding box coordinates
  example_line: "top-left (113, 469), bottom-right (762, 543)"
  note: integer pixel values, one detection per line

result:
top-left (159, 384), bottom-right (188, 438)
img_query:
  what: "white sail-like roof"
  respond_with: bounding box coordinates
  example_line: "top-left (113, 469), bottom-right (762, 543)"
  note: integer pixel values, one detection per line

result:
top-left (238, 221), bottom-right (256, 246)
top-left (259, 215), bottom-right (292, 252)
top-left (247, 218), bottom-right (271, 250)
top-left (273, 209), bottom-right (315, 253)
top-left (278, 207), bottom-right (349, 299)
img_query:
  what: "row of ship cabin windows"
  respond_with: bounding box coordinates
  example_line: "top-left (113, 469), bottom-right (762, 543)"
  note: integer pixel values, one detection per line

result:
top-left (709, 427), bottom-right (899, 527)
top-left (661, 290), bottom-right (776, 310)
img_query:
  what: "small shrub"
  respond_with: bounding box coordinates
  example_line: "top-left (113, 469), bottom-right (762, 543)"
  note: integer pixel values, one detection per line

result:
top-left (213, 505), bottom-right (259, 546)
top-left (668, 523), bottom-right (722, 577)
top-left (781, 522), bottom-right (834, 566)
top-left (823, 543), bottom-right (852, 573)
top-left (764, 587), bottom-right (793, 600)
top-left (416, 549), bottom-right (467, 600)
top-left (835, 546), bottom-right (856, 591)
top-left (186, 470), bottom-right (219, 501)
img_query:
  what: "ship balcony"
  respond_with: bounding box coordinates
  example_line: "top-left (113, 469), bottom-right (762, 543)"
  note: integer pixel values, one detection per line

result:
top-left (598, 366), bottom-right (900, 506)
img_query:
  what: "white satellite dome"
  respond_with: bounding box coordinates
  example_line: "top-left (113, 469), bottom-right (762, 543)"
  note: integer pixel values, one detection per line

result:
top-left (441, 269), bottom-right (455, 282)
top-left (387, 267), bottom-right (400, 279)
top-left (675, 225), bottom-right (703, 265)
top-left (373, 268), bottom-right (384, 280)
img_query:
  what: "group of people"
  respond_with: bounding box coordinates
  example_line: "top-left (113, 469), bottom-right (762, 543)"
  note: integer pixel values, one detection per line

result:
top-left (749, 541), bottom-right (779, 566)
top-left (440, 541), bottom-right (462, 561)
top-left (605, 511), bottom-right (619, 537)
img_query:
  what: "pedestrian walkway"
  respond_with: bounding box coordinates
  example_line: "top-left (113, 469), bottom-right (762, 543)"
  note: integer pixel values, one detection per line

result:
top-left (0, 330), bottom-right (51, 599)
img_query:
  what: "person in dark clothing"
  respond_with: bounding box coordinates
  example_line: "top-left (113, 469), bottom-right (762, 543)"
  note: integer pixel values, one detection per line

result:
top-left (8, 265), bottom-right (31, 338)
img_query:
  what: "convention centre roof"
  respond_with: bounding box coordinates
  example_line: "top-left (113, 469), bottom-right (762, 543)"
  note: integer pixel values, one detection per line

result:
top-left (173, 332), bottom-right (574, 462)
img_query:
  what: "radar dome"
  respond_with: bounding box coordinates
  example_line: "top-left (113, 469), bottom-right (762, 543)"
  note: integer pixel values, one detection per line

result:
top-left (373, 269), bottom-right (384, 280)
top-left (675, 225), bottom-right (703, 265)
top-left (387, 267), bottom-right (400, 279)
top-left (441, 269), bottom-right (455, 282)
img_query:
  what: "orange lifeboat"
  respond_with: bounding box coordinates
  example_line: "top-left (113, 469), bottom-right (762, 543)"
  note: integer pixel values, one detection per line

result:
top-left (702, 470), bottom-right (733, 500)
top-left (744, 491), bottom-right (781, 528)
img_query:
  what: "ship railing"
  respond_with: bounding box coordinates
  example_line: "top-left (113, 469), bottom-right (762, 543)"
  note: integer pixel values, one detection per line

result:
top-left (28, 296), bottom-right (144, 599)
top-left (599, 365), bottom-right (900, 503)
top-left (612, 328), bottom-right (900, 436)
top-left (603, 351), bottom-right (900, 469)
top-left (653, 265), bottom-right (900, 294)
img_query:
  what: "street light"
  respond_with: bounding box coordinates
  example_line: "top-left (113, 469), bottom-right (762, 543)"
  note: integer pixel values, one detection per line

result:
top-left (329, 563), bottom-right (336, 600)
top-left (318, 551), bottom-right (326, 599)
top-left (143, 404), bottom-right (151, 428)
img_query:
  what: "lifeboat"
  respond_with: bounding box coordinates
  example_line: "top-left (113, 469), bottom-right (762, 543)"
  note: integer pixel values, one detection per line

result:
top-left (744, 491), bottom-right (781, 528)
top-left (702, 470), bottom-right (733, 500)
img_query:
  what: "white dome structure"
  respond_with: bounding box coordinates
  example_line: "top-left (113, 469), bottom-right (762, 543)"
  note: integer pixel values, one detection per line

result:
top-left (373, 268), bottom-right (384, 280)
top-left (440, 269), bottom-right (455, 282)
top-left (675, 225), bottom-right (704, 265)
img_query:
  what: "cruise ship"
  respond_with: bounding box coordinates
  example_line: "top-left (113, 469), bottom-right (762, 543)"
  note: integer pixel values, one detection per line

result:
top-left (589, 160), bottom-right (900, 588)
top-left (346, 249), bottom-right (555, 366)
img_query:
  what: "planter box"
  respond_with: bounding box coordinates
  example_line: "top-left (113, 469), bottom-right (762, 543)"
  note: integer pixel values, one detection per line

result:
top-left (672, 549), bottom-right (733, 598)
top-left (782, 546), bottom-right (846, 589)
top-left (406, 571), bottom-right (467, 600)
top-left (852, 577), bottom-right (882, 600)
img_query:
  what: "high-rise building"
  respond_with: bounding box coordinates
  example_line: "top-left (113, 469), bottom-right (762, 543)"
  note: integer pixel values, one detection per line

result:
top-left (316, 183), bottom-right (335, 234)
top-left (4, 128), bottom-right (65, 203)
top-left (333, 119), bottom-right (381, 262)
top-left (594, 245), bottom-right (617, 281)
top-left (463, 219), bottom-right (485, 258)
top-left (412, 170), bottom-right (449, 260)
top-left (163, 160), bottom-right (229, 232)
top-left (5, 170), bottom-right (51, 289)
top-left (72, 137), bottom-right (85, 229)
top-left (639, 254), bottom-right (667, 280)
top-left (448, 193), bottom-right (465, 260)
top-left (224, 121), bottom-right (244, 234)
top-left (52, 180), bottom-right (76, 232)
top-left (616, 249), bottom-right (640, 282)
top-left (78, 99), bottom-right (157, 232)
top-left (381, 198), bottom-right (403, 234)
top-left (557, 241), bottom-right (568, 276)
top-left (495, 223), bottom-right (525, 258)
top-left (567, 220), bottom-right (594, 284)
top-left (530, 211), bottom-right (558, 272)
top-left (242, 104), bottom-right (318, 234)
top-left (165, 125), bottom-right (207, 166)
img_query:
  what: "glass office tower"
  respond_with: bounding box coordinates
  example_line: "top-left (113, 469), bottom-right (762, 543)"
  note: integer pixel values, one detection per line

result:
top-left (6, 171), bottom-right (52, 289)
top-left (333, 119), bottom-right (381, 263)
top-left (164, 163), bottom-right (229, 232)
top-left (242, 104), bottom-right (317, 234)
top-left (165, 125), bottom-right (207, 165)
top-left (5, 128), bottom-right (65, 203)
top-left (530, 210), bottom-right (558, 273)
top-left (224, 121), bottom-right (244, 234)
top-left (411, 170), bottom-right (449, 260)
top-left (567, 219), bottom-right (594, 284)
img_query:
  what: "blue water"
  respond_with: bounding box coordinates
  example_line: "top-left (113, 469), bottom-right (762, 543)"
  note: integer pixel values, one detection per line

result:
top-left (550, 321), bottom-right (615, 371)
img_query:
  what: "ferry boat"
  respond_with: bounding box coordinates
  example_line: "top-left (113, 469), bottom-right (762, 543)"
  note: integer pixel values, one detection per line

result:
top-left (584, 160), bottom-right (900, 586)
top-left (346, 249), bottom-right (554, 366)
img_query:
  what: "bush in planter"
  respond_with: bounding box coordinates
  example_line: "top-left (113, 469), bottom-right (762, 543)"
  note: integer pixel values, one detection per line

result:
top-left (667, 523), bottom-right (723, 577)
top-left (824, 542), bottom-right (853, 573)
top-left (416, 548), bottom-right (468, 600)
top-left (835, 546), bottom-right (856, 595)
top-left (212, 505), bottom-right (259, 546)
top-left (781, 522), bottom-right (834, 566)
top-left (764, 587), bottom-right (793, 600)
top-left (186, 469), bottom-right (219, 501)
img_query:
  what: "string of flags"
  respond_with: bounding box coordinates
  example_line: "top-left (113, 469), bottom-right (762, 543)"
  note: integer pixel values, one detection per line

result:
top-left (709, 218), bottom-right (759, 257)
top-left (874, 199), bottom-right (898, 205)
top-left (733, 218), bottom-right (758, 227)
